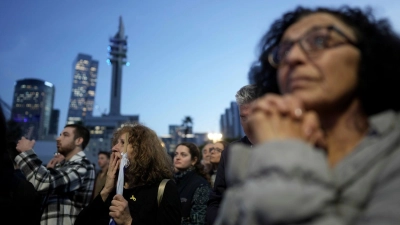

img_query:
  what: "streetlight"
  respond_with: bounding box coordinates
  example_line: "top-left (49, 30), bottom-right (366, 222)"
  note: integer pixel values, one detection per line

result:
top-left (207, 132), bottom-right (223, 143)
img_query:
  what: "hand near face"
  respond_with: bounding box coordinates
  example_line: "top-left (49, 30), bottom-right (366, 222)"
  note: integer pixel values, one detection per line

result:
top-left (250, 94), bottom-right (326, 149)
top-left (109, 194), bottom-right (132, 225)
top-left (16, 137), bottom-right (36, 153)
top-left (46, 154), bottom-right (65, 169)
top-left (100, 151), bottom-right (121, 201)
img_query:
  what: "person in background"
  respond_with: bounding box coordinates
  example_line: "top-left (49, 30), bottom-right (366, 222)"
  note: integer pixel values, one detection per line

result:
top-left (209, 141), bottom-right (228, 188)
top-left (216, 5), bottom-right (400, 225)
top-left (0, 107), bottom-right (42, 225)
top-left (92, 150), bottom-right (110, 199)
top-left (206, 84), bottom-right (261, 224)
top-left (174, 142), bottom-right (211, 225)
top-left (75, 123), bottom-right (181, 225)
top-left (15, 124), bottom-right (95, 225)
top-left (201, 143), bottom-right (213, 174)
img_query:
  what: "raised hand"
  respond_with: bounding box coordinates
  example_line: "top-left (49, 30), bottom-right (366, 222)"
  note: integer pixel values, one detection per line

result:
top-left (16, 137), bottom-right (36, 153)
top-left (100, 151), bottom-right (121, 201)
top-left (109, 194), bottom-right (132, 225)
top-left (47, 153), bottom-right (65, 169)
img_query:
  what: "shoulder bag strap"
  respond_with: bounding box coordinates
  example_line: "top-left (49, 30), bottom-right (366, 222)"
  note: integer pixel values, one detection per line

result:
top-left (157, 179), bottom-right (170, 207)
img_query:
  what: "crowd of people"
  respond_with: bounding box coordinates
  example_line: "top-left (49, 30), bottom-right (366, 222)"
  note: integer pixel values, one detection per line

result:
top-left (1, 4), bottom-right (400, 225)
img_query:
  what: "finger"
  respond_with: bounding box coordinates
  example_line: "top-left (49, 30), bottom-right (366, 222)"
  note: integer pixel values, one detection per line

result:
top-left (252, 94), bottom-right (284, 114)
top-left (301, 111), bottom-right (323, 144)
top-left (110, 153), bottom-right (118, 167)
top-left (109, 208), bottom-right (121, 217)
top-left (283, 95), bottom-right (304, 119)
top-left (314, 130), bottom-right (327, 150)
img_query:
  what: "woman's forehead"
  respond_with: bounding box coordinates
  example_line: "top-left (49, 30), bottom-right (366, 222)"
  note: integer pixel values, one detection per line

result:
top-left (282, 12), bottom-right (356, 40)
top-left (118, 132), bottom-right (129, 139)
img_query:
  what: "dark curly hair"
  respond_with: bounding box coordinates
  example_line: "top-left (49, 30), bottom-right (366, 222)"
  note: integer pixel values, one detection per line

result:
top-left (254, 5), bottom-right (400, 116)
top-left (175, 142), bottom-right (211, 184)
top-left (112, 123), bottom-right (174, 186)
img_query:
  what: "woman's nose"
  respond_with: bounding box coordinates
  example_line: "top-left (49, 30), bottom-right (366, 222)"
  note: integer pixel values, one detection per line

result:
top-left (112, 144), bottom-right (120, 152)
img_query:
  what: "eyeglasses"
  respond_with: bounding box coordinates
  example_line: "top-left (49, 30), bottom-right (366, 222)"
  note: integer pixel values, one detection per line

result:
top-left (210, 147), bottom-right (223, 153)
top-left (268, 25), bottom-right (358, 68)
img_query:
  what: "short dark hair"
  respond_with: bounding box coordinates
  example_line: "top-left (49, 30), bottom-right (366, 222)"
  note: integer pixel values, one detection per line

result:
top-left (64, 124), bottom-right (90, 150)
top-left (98, 151), bottom-right (110, 159)
top-left (254, 5), bottom-right (400, 116)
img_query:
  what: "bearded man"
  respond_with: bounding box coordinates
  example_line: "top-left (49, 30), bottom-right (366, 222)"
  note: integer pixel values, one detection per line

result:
top-left (15, 124), bottom-right (95, 225)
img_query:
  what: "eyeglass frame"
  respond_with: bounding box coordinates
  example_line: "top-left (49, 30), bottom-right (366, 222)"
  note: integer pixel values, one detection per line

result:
top-left (209, 147), bottom-right (223, 153)
top-left (268, 25), bottom-right (359, 68)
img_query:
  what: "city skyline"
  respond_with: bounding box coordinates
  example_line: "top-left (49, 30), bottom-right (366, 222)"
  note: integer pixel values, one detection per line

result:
top-left (1, 0), bottom-right (399, 136)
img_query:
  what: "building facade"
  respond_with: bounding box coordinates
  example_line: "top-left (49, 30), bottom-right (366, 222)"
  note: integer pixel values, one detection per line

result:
top-left (11, 78), bottom-right (55, 140)
top-left (67, 53), bottom-right (99, 124)
top-left (220, 101), bottom-right (243, 140)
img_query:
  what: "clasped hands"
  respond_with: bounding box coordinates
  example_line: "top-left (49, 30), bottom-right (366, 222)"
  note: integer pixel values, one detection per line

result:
top-left (250, 94), bottom-right (326, 149)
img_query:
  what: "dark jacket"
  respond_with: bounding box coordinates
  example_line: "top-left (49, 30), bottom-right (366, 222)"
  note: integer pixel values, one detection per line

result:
top-left (175, 170), bottom-right (211, 225)
top-left (206, 136), bottom-right (252, 225)
top-left (75, 179), bottom-right (182, 225)
top-left (0, 164), bottom-right (42, 225)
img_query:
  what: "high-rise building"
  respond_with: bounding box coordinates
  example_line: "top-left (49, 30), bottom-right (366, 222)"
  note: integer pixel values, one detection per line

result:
top-left (220, 101), bottom-right (243, 139)
top-left (11, 78), bottom-right (55, 140)
top-left (108, 16), bottom-right (128, 116)
top-left (67, 53), bottom-right (99, 124)
top-left (49, 109), bottom-right (60, 135)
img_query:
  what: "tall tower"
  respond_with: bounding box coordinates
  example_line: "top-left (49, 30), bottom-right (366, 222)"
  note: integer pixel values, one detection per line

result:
top-left (108, 16), bottom-right (128, 116)
top-left (67, 53), bottom-right (99, 124)
top-left (11, 78), bottom-right (55, 140)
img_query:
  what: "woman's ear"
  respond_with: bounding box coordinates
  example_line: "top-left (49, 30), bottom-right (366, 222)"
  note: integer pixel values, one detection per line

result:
top-left (192, 156), bottom-right (198, 166)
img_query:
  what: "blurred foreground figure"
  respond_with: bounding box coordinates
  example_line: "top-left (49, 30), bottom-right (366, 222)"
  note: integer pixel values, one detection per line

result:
top-left (0, 107), bottom-right (41, 225)
top-left (216, 5), bottom-right (400, 225)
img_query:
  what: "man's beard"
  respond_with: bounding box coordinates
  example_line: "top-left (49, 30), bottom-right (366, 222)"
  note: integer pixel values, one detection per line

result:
top-left (58, 141), bottom-right (75, 155)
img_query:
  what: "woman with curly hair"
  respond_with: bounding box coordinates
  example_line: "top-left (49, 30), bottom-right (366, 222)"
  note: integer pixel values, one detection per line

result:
top-left (174, 142), bottom-right (211, 225)
top-left (215, 5), bottom-right (400, 225)
top-left (75, 123), bottom-right (181, 225)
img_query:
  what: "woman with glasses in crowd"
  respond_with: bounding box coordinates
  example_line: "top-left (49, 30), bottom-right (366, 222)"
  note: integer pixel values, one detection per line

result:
top-left (75, 123), bottom-right (181, 225)
top-left (209, 141), bottom-right (228, 188)
top-left (174, 142), bottom-right (211, 225)
top-left (215, 5), bottom-right (400, 225)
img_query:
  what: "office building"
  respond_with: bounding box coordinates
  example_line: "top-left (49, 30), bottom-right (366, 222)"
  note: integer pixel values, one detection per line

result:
top-left (220, 101), bottom-right (243, 139)
top-left (67, 53), bottom-right (99, 124)
top-left (11, 78), bottom-right (55, 140)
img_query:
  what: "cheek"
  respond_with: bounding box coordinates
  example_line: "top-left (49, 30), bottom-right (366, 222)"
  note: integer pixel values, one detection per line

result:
top-left (277, 70), bottom-right (288, 93)
top-left (322, 51), bottom-right (359, 90)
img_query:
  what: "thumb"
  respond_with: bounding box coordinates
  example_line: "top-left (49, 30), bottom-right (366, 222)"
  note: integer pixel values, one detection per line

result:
top-left (113, 194), bottom-right (124, 201)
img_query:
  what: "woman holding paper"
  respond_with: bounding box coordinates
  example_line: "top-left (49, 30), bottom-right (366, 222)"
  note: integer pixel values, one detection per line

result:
top-left (75, 123), bottom-right (181, 225)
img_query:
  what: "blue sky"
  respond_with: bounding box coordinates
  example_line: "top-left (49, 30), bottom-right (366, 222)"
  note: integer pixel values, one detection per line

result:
top-left (1, 0), bottom-right (399, 136)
